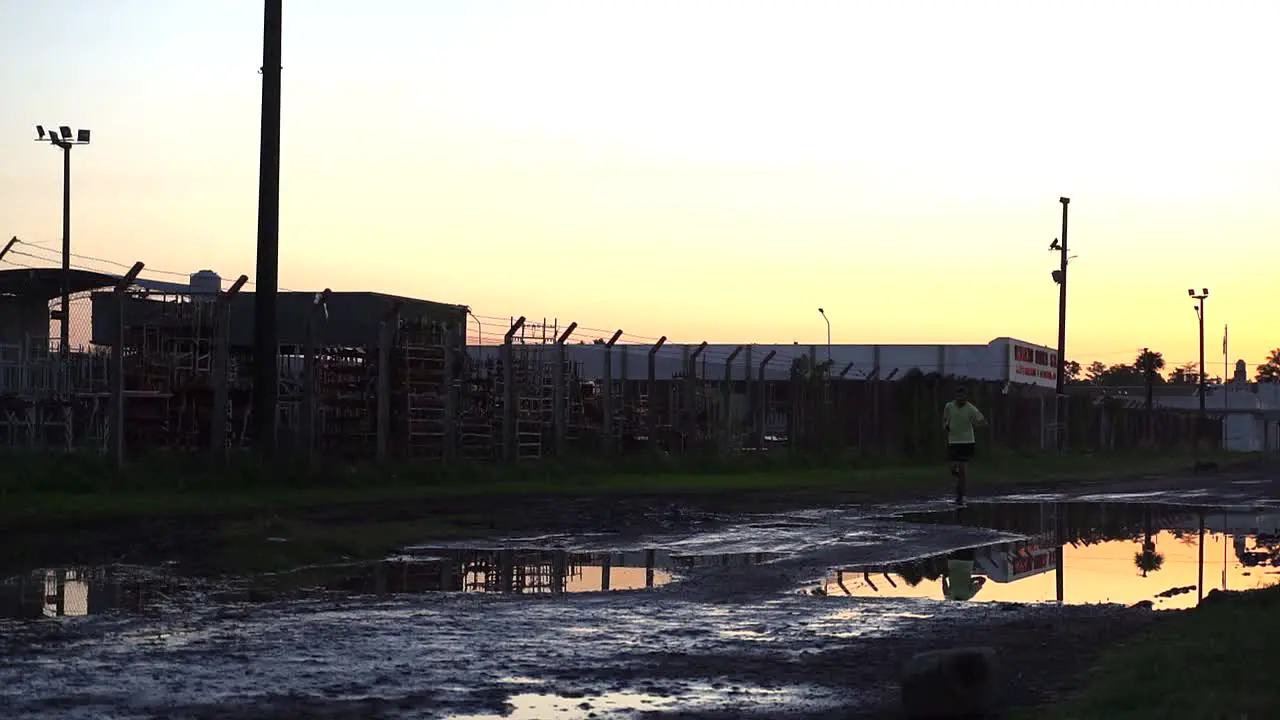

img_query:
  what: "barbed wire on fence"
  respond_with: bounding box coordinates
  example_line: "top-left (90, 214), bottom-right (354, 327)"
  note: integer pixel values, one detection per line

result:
top-left (3, 243), bottom-right (1259, 372)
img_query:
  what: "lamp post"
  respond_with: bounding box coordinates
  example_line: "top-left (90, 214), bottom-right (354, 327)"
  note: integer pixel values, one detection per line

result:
top-left (1189, 288), bottom-right (1209, 412)
top-left (34, 124), bottom-right (90, 358)
top-left (1049, 197), bottom-right (1070, 450)
top-left (817, 308), bottom-right (831, 360)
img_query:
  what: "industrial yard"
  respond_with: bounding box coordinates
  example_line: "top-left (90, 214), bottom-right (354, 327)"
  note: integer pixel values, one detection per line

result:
top-left (0, 265), bottom-right (1215, 464)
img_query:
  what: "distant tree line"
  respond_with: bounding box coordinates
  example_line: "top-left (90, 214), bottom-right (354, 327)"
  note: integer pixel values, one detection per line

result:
top-left (1068, 348), bottom-right (1280, 386)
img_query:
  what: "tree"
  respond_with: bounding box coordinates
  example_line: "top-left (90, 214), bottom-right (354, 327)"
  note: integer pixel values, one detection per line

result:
top-left (1135, 350), bottom-right (1165, 379)
top-left (1086, 361), bottom-right (1107, 384)
top-left (1097, 363), bottom-right (1143, 386)
top-left (1168, 362), bottom-right (1200, 385)
top-left (1256, 348), bottom-right (1280, 383)
top-left (1063, 360), bottom-right (1082, 384)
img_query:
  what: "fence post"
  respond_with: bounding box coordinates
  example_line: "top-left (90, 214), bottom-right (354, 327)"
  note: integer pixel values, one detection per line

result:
top-left (647, 336), bottom-right (666, 452)
top-left (109, 262), bottom-right (144, 471)
top-left (618, 343), bottom-right (629, 432)
top-left (756, 350), bottom-right (776, 450)
top-left (602, 329), bottom-right (623, 452)
top-left (687, 342), bottom-right (707, 449)
top-left (442, 316), bottom-right (458, 463)
top-left (375, 303), bottom-right (399, 462)
top-left (302, 289), bottom-right (331, 466)
top-left (553, 322), bottom-right (577, 457)
top-left (722, 346), bottom-right (744, 454)
top-left (210, 275), bottom-right (248, 462)
top-left (503, 316), bottom-right (526, 462)
top-left (743, 345), bottom-right (754, 434)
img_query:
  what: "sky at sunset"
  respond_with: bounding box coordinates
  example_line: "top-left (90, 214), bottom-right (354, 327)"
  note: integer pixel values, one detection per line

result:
top-left (2, 1), bottom-right (1278, 369)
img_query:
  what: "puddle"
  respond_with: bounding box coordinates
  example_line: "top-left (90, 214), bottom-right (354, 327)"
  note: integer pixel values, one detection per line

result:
top-left (325, 548), bottom-right (783, 596)
top-left (823, 502), bottom-right (1280, 610)
top-left (448, 684), bottom-right (832, 719)
top-left (0, 566), bottom-right (188, 619)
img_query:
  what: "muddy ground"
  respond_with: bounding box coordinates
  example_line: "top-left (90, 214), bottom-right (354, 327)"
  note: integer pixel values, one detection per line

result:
top-left (1, 459), bottom-right (1276, 719)
top-left (4, 457), bottom-right (1270, 577)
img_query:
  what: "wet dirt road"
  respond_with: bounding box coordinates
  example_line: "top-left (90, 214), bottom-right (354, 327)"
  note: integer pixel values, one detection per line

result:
top-left (4, 478), bottom-right (1279, 719)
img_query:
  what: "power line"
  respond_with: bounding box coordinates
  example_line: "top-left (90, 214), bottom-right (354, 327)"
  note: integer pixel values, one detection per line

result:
top-left (5, 243), bottom-right (299, 292)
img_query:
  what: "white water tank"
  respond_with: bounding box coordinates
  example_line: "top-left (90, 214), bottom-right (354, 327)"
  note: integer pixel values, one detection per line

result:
top-left (189, 270), bottom-right (222, 300)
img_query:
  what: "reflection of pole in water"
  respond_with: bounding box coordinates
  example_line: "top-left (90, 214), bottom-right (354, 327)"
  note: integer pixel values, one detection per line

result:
top-left (645, 549), bottom-right (656, 589)
top-left (552, 550), bottom-right (568, 594)
top-left (499, 550), bottom-right (515, 593)
top-left (1222, 511), bottom-right (1229, 591)
top-left (1198, 512), bottom-right (1206, 604)
top-left (56, 570), bottom-right (66, 617)
top-left (601, 554), bottom-right (612, 592)
top-left (440, 557), bottom-right (455, 592)
top-left (1055, 504), bottom-right (1065, 604)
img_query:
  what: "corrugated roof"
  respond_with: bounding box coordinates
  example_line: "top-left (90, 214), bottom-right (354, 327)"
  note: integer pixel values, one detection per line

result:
top-left (0, 267), bottom-right (119, 299)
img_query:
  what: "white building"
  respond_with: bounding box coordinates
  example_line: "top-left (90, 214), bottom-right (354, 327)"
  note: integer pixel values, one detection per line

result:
top-left (468, 336), bottom-right (1059, 389)
top-left (1150, 382), bottom-right (1280, 452)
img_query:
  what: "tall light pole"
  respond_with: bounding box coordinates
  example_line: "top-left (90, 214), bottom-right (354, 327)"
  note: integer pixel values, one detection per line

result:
top-left (1049, 197), bottom-right (1070, 449)
top-left (34, 124), bottom-right (90, 358)
top-left (253, 0), bottom-right (284, 457)
top-left (1189, 288), bottom-right (1209, 412)
top-left (817, 308), bottom-right (831, 360)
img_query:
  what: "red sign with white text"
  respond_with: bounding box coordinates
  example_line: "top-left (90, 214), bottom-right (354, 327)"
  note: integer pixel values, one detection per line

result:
top-left (1008, 341), bottom-right (1057, 388)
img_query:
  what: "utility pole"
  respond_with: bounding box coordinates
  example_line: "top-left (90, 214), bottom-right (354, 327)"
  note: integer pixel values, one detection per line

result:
top-left (1051, 198), bottom-right (1070, 450)
top-left (1189, 288), bottom-right (1209, 413)
top-left (1142, 347), bottom-right (1154, 410)
top-left (253, 0), bottom-right (284, 456)
top-left (1142, 347), bottom-right (1154, 444)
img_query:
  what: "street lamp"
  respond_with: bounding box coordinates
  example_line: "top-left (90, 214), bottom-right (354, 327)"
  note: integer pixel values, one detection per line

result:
top-left (1189, 288), bottom-right (1209, 412)
top-left (818, 308), bottom-right (831, 360)
top-left (34, 124), bottom-right (90, 357)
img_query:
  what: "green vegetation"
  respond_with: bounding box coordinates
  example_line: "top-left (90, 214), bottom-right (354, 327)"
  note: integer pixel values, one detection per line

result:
top-left (1035, 587), bottom-right (1280, 720)
top-left (0, 448), bottom-right (1243, 523)
top-left (0, 448), bottom-right (1244, 575)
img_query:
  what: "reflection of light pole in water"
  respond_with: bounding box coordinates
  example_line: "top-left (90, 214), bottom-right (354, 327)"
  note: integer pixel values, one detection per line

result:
top-left (1055, 504), bottom-right (1065, 603)
top-left (1198, 511), bottom-right (1206, 604)
top-left (817, 308), bottom-right (831, 360)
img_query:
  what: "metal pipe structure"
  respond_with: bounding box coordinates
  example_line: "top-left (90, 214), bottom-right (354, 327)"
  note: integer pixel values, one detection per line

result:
top-left (33, 125), bottom-right (90, 357)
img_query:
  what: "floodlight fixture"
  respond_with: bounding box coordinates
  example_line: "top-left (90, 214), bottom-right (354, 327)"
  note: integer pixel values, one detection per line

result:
top-left (34, 124), bottom-right (91, 147)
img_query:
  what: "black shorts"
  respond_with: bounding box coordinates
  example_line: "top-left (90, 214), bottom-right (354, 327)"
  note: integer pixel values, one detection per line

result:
top-left (948, 443), bottom-right (975, 462)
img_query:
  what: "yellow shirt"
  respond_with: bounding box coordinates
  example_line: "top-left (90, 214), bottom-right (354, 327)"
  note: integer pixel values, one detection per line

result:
top-left (943, 559), bottom-right (982, 601)
top-left (943, 401), bottom-right (985, 445)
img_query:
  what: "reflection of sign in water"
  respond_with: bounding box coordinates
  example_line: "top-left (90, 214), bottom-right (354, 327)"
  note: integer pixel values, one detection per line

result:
top-left (976, 537), bottom-right (1058, 583)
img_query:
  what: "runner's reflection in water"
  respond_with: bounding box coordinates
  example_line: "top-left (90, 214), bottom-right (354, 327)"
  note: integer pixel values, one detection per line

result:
top-left (942, 507), bottom-right (987, 601)
top-left (942, 547), bottom-right (986, 601)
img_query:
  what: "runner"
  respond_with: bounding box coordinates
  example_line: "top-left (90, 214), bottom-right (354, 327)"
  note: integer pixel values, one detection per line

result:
top-left (943, 386), bottom-right (987, 506)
